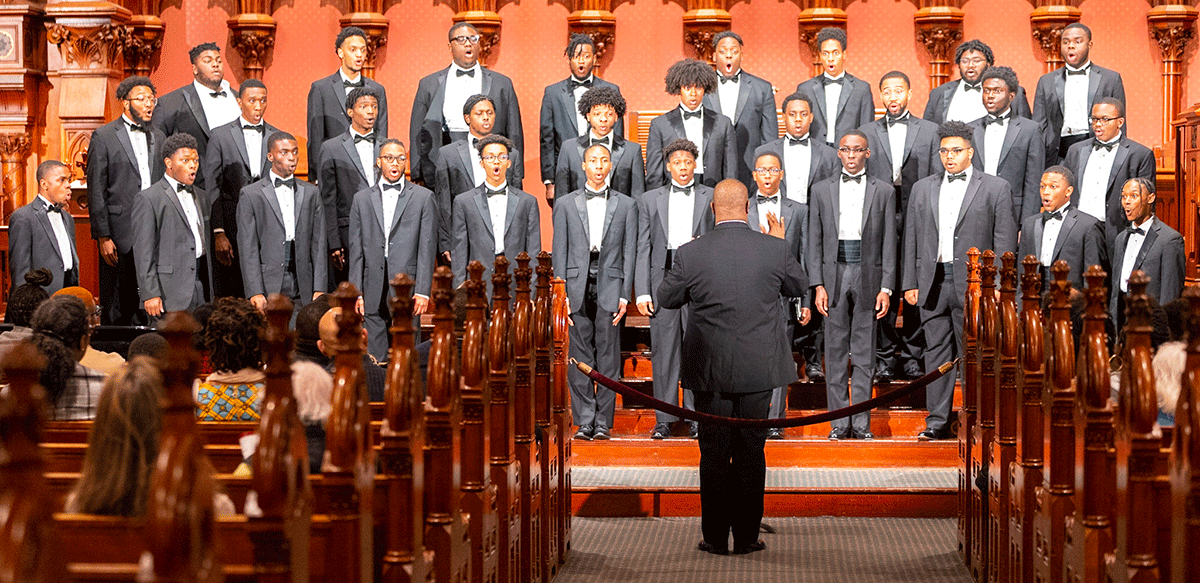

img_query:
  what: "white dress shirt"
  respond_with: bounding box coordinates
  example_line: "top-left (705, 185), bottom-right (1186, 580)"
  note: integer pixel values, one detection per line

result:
top-left (164, 175), bottom-right (204, 259)
top-left (937, 167), bottom-right (972, 262)
top-left (443, 64), bottom-right (483, 133)
top-left (1062, 62), bottom-right (1091, 136)
top-left (667, 180), bottom-right (696, 250)
top-left (946, 80), bottom-right (987, 123)
top-left (1078, 132), bottom-right (1121, 221)
top-left (822, 74), bottom-right (844, 143)
top-left (717, 69), bottom-right (741, 123)
top-left (240, 117), bottom-right (265, 179)
top-left (755, 191), bottom-right (781, 233)
top-left (338, 68), bottom-right (364, 99)
top-left (886, 113), bottom-right (909, 184)
top-left (584, 186), bottom-right (607, 252)
top-left (837, 172), bottom-right (866, 240)
top-left (1120, 216), bottom-right (1153, 292)
top-left (679, 105), bottom-right (705, 173)
top-left (351, 128), bottom-right (376, 187)
top-left (123, 114), bottom-right (153, 191)
top-left (982, 109), bottom-right (1010, 175)
top-left (484, 182), bottom-right (509, 254)
top-left (1040, 203), bottom-right (1068, 266)
top-left (268, 171), bottom-right (296, 241)
top-left (782, 134), bottom-right (813, 204)
top-left (37, 195), bottom-right (74, 269)
top-left (571, 74), bottom-right (593, 134)
top-left (193, 80), bottom-right (240, 131)
top-left (380, 179), bottom-right (403, 257)
top-left (468, 136), bottom-right (488, 187)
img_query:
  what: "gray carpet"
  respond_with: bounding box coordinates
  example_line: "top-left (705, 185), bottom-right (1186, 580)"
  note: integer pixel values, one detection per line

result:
top-left (573, 467), bottom-right (956, 490)
top-left (557, 517), bottom-right (972, 582)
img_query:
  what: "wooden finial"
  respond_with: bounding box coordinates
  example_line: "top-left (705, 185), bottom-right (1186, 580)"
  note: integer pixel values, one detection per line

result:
top-left (492, 255), bottom-right (511, 306)
top-left (980, 250), bottom-right (997, 291)
top-left (1050, 260), bottom-right (1072, 310)
top-left (1020, 255), bottom-right (1042, 302)
top-left (263, 294), bottom-right (295, 379)
top-left (390, 273), bottom-right (416, 338)
top-left (514, 252), bottom-right (532, 298)
top-left (428, 266), bottom-right (457, 409)
top-left (999, 252), bottom-right (1017, 293)
top-left (967, 247), bottom-right (981, 281)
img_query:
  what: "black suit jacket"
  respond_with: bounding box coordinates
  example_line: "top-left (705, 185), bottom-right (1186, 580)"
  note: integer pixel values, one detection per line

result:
top-left (554, 134), bottom-right (645, 201)
top-left (795, 73), bottom-right (874, 146)
top-left (1032, 63), bottom-right (1126, 161)
top-left (153, 83), bottom-right (237, 190)
top-left (318, 131), bottom-right (379, 251)
top-left (433, 139), bottom-right (524, 253)
top-left (968, 115), bottom-right (1047, 223)
top-left (645, 108), bottom-right (737, 190)
top-left (1110, 219), bottom-right (1185, 323)
top-left (858, 114), bottom-right (940, 220)
top-left (86, 117), bottom-right (166, 254)
top-left (807, 175), bottom-right (896, 305)
top-left (410, 67), bottom-right (523, 186)
top-left (1063, 135), bottom-right (1155, 239)
top-left (203, 118), bottom-right (280, 238)
top-left (703, 70), bottom-right (778, 189)
top-left (657, 222), bottom-right (808, 393)
top-left (922, 79), bottom-right (1032, 126)
top-left (633, 184), bottom-right (715, 300)
top-left (8, 197), bottom-right (78, 294)
top-left (1017, 207), bottom-right (1107, 292)
top-left (538, 76), bottom-right (623, 183)
top-left (305, 72), bottom-right (389, 181)
top-left (753, 138), bottom-right (840, 202)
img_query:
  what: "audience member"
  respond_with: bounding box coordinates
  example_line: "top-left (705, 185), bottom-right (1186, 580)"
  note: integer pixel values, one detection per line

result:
top-left (54, 286), bottom-right (126, 376)
top-left (197, 297), bottom-right (267, 421)
top-left (1152, 298), bottom-right (1188, 427)
top-left (318, 306), bottom-right (386, 401)
top-left (29, 295), bottom-right (106, 420)
top-left (292, 360), bottom-right (334, 473)
top-left (294, 294), bottom-right (333, 365)
top-left (1, 269), bottom-right (51, 359)
top-left (126, 332), bottom-right (168, 361)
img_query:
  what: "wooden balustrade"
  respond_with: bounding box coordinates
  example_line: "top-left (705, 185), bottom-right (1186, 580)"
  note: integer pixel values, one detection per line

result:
top-left (511, 252), bottom-right (544, 583)
top-left (988, 252), bottom-right (1019, 583)
top-left (960, 247), bottom-right (982, 567)
top-left (972, 251), bottom-right (998, 581)
top-left (462, 261), bottom-right (500, 583)
top-left (490, 256), bottom-right (521, 583)
top-left (1171, 287), bottom-right (1200, 583)
top-left (1009, 255), bottom-right (1047, 583)
top-left (534, 252), bottom-right (560, 582)
top-left (551, 276), bottom-right (572, 566)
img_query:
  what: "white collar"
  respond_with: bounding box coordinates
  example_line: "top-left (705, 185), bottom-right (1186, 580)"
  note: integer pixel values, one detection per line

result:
top-left (944, 166), bottom-right (973, 183)
top-left (193, 79), bottom-right (230, 97)
top-left (571, 73), bottom-right (594, 84)
top-left (670, 179), bottom-right (696, 189)
top-left (239, 116), bottom-right (263, 128)
top-left (484, 181), bottom-right (508, 192)
top-left (338, 68), bottom-right (362, 84)
top-left (756, 191), bottom-right (780, 199)
top-left (268, 170), bottom-right (294, 185)
top-left (1065, 61), bottom-right (1091, 73)
top-left (1131, 216), bottom-right (1154, 231)
top-left (380, 179), bottom-right (404, 194)
top-left (823, 72), bottom-right (846, 81)
top-left (589, 130), bottom-right (613, 142)
top-left (1098, 132), bottom-right (1123, 146)
top-left (1047, 202), bottom-right (1069, 215)
top-left (164, 174), bottom-right (183, 192)
top-left (451, 63), bottom-right (482, 76)
top-left (350, 127), bottom-right (373, 139)
top-left (36, 194), bottom-right (56, 208)
top-left (679, 103), bottom-right (703, 114)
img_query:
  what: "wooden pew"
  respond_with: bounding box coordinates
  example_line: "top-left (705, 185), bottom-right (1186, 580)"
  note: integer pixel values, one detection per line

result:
top-left (960, 247), bottom-right (982, 567)
top-left (1170, 287), bottom-right (1200, 583)
top-left (462, 262), bottom-right (500, 583)
top-left (551, 276), bottom-right (572, 566)
top-left (534, 252), bottom-right (560, 582)
top-left (972, 250), bottom-right (998, 581)
top-left (988, 252), bottom-right (1019, 583)
top-left (512, 253), bottom-right (544, 583)
top-left (1009, 255), bottom-right (1047, 583)
top-left (490, 257), bottom-right (521, 583)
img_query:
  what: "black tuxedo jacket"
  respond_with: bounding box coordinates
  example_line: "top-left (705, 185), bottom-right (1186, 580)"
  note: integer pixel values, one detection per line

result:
top-left (645, 108), bottom-right (737, 191)
top-left (305, 72), bottom-right (389, 180)
top-left (8, 197), bottom-right (78, 294)
top-left (922, 79), bottom-right (1032, 126)
top-left (807, 175), bottom-right (896, 305)
top-left (538, 76), bottom-right (624, 183)
top-left (633, 184), bottom-right (715, 300)
top-left (703, 70), bottom-right (778, 188)
top-left (753, 138), bottom-right (840, 201)
top-left (858, 114), bottom-right (940, 220)
top-left (968, 115), bottom-right (1047, 223)
top-left (87, 117), bottom-right (166, 254)
top-left (433, 139), bottom-right (524, 253)
top-left (1017, 208), bottom-right (1106, 292)
top-left (657, 222), bottom-right (808, 393)
top-left (554, 134), bottom-right (645, 201)
top-left (317, 131), bottom-right (379, 251)
top-left (795, 73), bottom-right (875, 146)
top-left (203, 118), bottom-right (280, 238)
top-left (1063, 135), bottom-right (1155, 238)
top-left (1110, 219), bottom-right (1185, 322)
top-left (1033, 63), bottom-right (1126, 161)
top-left (410, 67), bottom-right (523, 186)
top-left (153, 82), bottom-right (237, 190)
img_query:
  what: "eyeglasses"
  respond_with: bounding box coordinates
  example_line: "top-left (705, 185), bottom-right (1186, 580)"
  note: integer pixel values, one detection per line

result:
top-left (959, 58), bottom-right (987, 67)
top-left (838, 147), bottom-right (869, 154)
top-left (1089, 116), bottom-right (1121, 124)
top-left (379, 155), bottom-right (406, 163)
top-left (754, 167), bottom-right (782, 175)
top-left (127, 95), bottom-right (157, 105)
top-left (451, 35), bottom-right (480, 46)
top-left (482, 154), bottom-right (510, 162)
top-left (939, 147), bottom-right (969, 156)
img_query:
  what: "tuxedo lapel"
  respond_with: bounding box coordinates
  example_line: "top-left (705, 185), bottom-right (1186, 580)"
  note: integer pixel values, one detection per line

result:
top-left (574, 193), bottom-right (589, 245)
top-left (875, 124), bottom-right (894, 170)
top-left (733, 76), bottom-right (752, 123)
top-left (861, 181), bottom-right (878, 232)
top-left (956, 174), bottom-right (983, 229)
top-left (114, 124), bottom-right (142, 174)
top-left (342, 134), bottom-right (369, 182)
top-left (261, 181), bottom-right (285, 230)
top-left (457, 140), bottom-right (474, 181)
top-left (997, 120), bottom-right (1019, 168)
top-left (902, 116), bottom-right (919, 162)
top-left (1053, 70), bottom-right (1067, 115)
top-left (473, 190), bottom-right (493, 238)
top-left (181, 86), bottom-right (210, 137)
top-left (389, 186), bottom-right (410, 236)
top-left (835, 77), bottom-right (853, 118)
top-left (329, 76), bottom-right (350, 122)
top-left (667, 109), bottom-right (686, 139)
top-left (559, 81), bottom-right (577, 133)
top-left (1052, 212), bottom-right (1076, 260)
top-left (1106, 140), bottom-right (1132, 193)
top-left (602, 193), bottom-right (618, 240)
top-left (692, 187), bottom-right (708, 236)
top-left (656, 190), bottom-right (670, 239)
top-left (702, 111), bottom-right (717, 160)
top-left (1087, 67), bottom-right (1101, 108)
top-left (1030, 213), bottom-right (1046, 258)
top-left (231, 124), bottom-right (252, 170)
top-left (939, 81), bottom-right (957, 123)
top-left (368, 185), bottom-right (386, 234)
top-left (503, 189), bottom-right (518, 236)
top-left (33, 200), bottom-right (63, 263)
top-left (481, 69), bottom-right (494, 99)
top-left (1134, 222), bottom-right (1161, 271)
top-left (427, 71), bottom-right (448, 123)
top-left (746, 197), bottom-right (760, 230)
top-left (971, 123), bottom-right (987, 163)
top-left (811, 81), bottom-right (828, 118)
top-left (161, 181), bottom-right (191, 238)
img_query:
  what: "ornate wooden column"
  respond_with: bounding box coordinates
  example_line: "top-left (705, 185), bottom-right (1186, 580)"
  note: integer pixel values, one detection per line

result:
top-left (228, 0), bottom-right (275, 80)
top-left (911, 1), bottom-right (964, 88)
top-left (0, 1), bottom-right (45, 223)
top-left (120, 0), bottom-right (162, 76)
top-left (1029, 1), bottom-right (1081, 73)
top-left (567, 0), bottom-right (615, 66)
top-left (341, 0), bottom-right (387, 78)
top-left (1148, 1), bottom-right (1197, 148)
top-left (682, 0), bottom-right (729, 64)
top-left (1009, 256), bottom-right (1046, 583)
top-left (795, 1), bottom-right (850, 77)
top-left (452, 0), bottom-right (500, 66)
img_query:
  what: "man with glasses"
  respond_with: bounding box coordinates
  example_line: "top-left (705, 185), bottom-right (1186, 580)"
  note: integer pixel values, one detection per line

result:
top-left (1063, 97), bottom-right (1153, 244)
top-left (154, 43), bottom-right (241, 192)
top-left (306, 27), bottom-right (390, 183)
top-left (348, 139), bottom-right (437, 361)
top-left (539, 33), bottom-right (623, 205)
top-left (704, 31), bottom-right (777, 191)
top-left (794, 27), bottom-right (874, 147)
top-left (923, 39), bottom-right (1032, 126)
top-left (1033, 22), bottom-right (1126, 163)
top-left (902, 121), bottom-right (1016, 440)
top-left (87, 76), bottom-right (165, 325)
top-left (451, 133), bottom-right (540, 296)
top-left (411, 23), bottom-right (523, 189)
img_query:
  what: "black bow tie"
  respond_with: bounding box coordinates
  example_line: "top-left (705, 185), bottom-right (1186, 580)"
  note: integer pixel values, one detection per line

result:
top-left (570, 78), bottom-right (592, 90)
top-left (485, 187), bottom-right (506, 197)
top-left (1093, 139), bottom-right (1117, 152)
top-left (681, 109), bottom-right (701, 120)
top-left (671, 184), bottom-right (692, 195)
top-left (354, 133), bottom-right (375, 144)
top-left (886, 114), bottom-right (908, 126)
top-left (343, 78), bottom-right (364, 88)
top-left (590, 137), bottom-right (610, 148)
top-left (585, 188), bottom-right (608, 200)
top-left (209, 90), bottom-right (228, 98)
top-left (756, 194), bottom-right (778, 205)
top-left (128, 122), bottom-right (147, 133)
top-left (787, 135), bottom-right (809, 147)
top-left (1066, 67), bottom-right (1089, 76)
top-left (175, 183), bottom-right (194, 194)
top-left (983, 113), bottom-right (1009, 127)
top-left (841, 173), bottom-right (863, 183)
top-left (243, 124), bottom-right (264, 133)
top-left (824, 76), bottom-right (843, 86)
top-left (1127, 226), bottom-right (1145, 236)
top-left (46, 203), bottom-right (63, 214)
top-left (381, 181), bottom-right (403, 191)
top-left (947, 172), bottom-right (967, 183)
top-left (273, 177), bottom-right (295, 190)
top-left (1042, 210), bottom-right (1063, 223)
top-left (962, 82), bottom-right (981, 92)
top-left (456, 68), bottom-right (475, 78)
top-left (720, 73), bottom-right (740, 84)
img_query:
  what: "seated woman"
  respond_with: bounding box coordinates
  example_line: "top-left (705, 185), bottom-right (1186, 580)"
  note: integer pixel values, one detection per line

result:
top-left (196, 297), bottom-right (267, 421)
top-left (1152, 298), bottom-right (1188, 427)
top-left (29, 295), bottom-right (105, 420)
top-left (0, 268), bottom-right (52, 363)
top-left (293, 360), bottom-right (333, 474)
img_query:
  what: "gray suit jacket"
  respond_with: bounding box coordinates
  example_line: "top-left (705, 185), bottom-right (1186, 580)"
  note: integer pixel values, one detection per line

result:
top-left (807, 175), bottom-right (896, 306)
top-left (633, 184), bottom-right (715, 300)
top-left (922, 79), bottom-right (1032, 126)
top-left (645, 107), bottom-right (738, 190)
top-left (348, 180), bottom-right (438, 302)
top-left (538, 76), bottom-right (624, 183)
top-left (858, 114), bottom-right (941, 221)
top-left (433, 139), bottom-right (524, 253)
top-left (1110, 219), bottom-right (1185, 323)
top-left (703, 70), bottom-right (778, 189)
top-left (901, 171), bottom-right (1018, 305)
top-left (554, 134), bottom-right (645, 201)
top-left (1032, 63), bottom-right (1126, 161)
top-left (968, 115), bottom-right (1047, 223)
top-left (552, 189), bottom-right (638, 313)
top-left (86, 118), bottom-right (165, 254)
top-left (8, 197), bottom-right (78, 295)
top-left (236, 176), bottom-right (328, 302)
top-left (318, 131), bottom-right (379, 250)
top-left (1017, 207), bottom-right (1106, 292)
top-left (795, 73), bottom-right (875, 146)
top-left (451, 185), bottom-right (542, 291)
top-left (131, 179), bottom-right (212, 311)
top-left (753, 138), bottom-right (840, 202)
top-left (305, 72), bottom-right (389, 180)
top-left (203, 118), bottom-right (279, 236)
top-left (1063, 134), bottom-right (1155, 240)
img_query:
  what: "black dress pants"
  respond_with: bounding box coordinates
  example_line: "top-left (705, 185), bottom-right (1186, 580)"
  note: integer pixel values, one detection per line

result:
top-left (693, 389), bottom-right (772, 550)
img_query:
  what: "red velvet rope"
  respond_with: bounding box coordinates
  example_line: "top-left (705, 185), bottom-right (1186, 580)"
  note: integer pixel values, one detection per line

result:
top-left (574, 359), bottom-right (957, 428)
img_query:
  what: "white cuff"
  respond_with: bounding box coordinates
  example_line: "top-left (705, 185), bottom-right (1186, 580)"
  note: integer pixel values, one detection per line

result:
top-left (881, 287), bottom-right (892, 296)
top-left (414, 293), bottom-right (429, 300)
top-left (635, 294), bottom-right (652, 305)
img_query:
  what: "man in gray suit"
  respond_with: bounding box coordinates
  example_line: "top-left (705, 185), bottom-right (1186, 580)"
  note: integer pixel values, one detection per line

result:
top-left (348, 139), bottom-right (438, 361)
top-left (902, 121), bottom-right (1017, 439)
top-left (1033, 23), bottom-right (1126, 163)
top-left (305, 27), bottom-right (389, 180)
top-left (634, 139), bottom-right (715, 440)
top-left (794, 27), bottom-right (874, 147)
top-left (645, 59), bottom-right (738, 190)
top-left (1017, 166), bottom-right (1107, 293)
top-left (236, 131), bottom-right (327, 315)
top-left (318, 86), bottom-right (381, 285)
top-left (451, 134), bottom-right (541, 294)
top-left (554, 143), bottom-right (638, 441)
top-left (1110, 177), bottom-right (1185, 330)
top-left (968, 66), bottom-right (1046, 224)
top-left (8, 161), bottom-right (78, 295)
top-left (808, 131), bottom-right (896, 440)
top-left (132, 133), bottom-right (213, 319)
top-left (705, 31), bottom-right (778, 190)
top-left (922, 39), bottom-right (1033, 126)
top-left (555, 86), bottom-right (645, 200)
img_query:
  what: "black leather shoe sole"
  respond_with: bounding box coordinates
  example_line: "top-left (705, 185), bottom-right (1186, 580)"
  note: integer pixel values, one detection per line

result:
top-left (767, 428), bottom-right (784, 440)
top-left (573, 427), bottom-right (593, 441)
top-left (917, 428), bottom-right (950, 441)
top-left (853, 430), bottom-right (875, 440)
top-left (651, 424), bottom-right (670, 440)
top-left (697, 541), bottom-right (729, 555)
top-left (592, 427), bottom-right (611, 440)
top-left (732, 540), bottom-right (766, 554)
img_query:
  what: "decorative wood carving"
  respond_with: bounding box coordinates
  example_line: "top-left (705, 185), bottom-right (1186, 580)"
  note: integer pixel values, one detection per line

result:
top-left (340, 0), bottom-right (388, 77)
top-left (462, 261), bottom-right (500, 583)
top-left (795, 1), bottom-right (850, 77)
top-left (970, 250), bottom-right (998, 582)
top-left (959, 247), bottom-right (981, 568)
top-left (0, 3), bottom-right (46, 223)
top-left (533, 252), bottom-right (559, 582)
top-left (567, 0), bottom-right (615, 65)
top-left (228, 13), bottom-right (275, 80)
top-left (488, 256), bottom-right (520, 583)
top-left (1009, 255), bottom-right (1046, 583)
top-left (987, 252), bottom-right (1019, 583)
top-left (1171, 286), bottom-right (1200, 581)
top-left (1148, 3), bottom-right (1198, 148)
top-left (452, 0), bottom-right (501, 66)
top-left (123, 17), bottom-right (163, 77)
top-left (0, 132), bottom-right (30, 223)
top-left (511, 252), bottom-right (544, 583)
top-left (551, 274), bottom-right (572, 567)
top-left (682, 0), bottom-right (729, 64)
top-left (913, 5), bottom-right (964, 88)
top-left (1028, 1), bottom-right (1082, 73)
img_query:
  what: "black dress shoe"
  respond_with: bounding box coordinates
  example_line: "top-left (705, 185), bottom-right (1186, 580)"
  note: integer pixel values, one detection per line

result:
top-left (592, 425), bottom-right (611, 440)
top-left (852, 429), bottom-right (875, 440)
top-left (903, 361), bottom-right (924, 380)
top-left (917, 427), bottom-right (951, 441)
top-left (688, 421), bottom-right (700, 439)
top-left (651, 422), bottom-right (670, 440)
top-left (875, 366), bottom-right (894, 383)
top-left (574, 425), bottom-right (593, 440)
top-left (828, 427), bottom-right (851, 441)
top-left (805, 363), bottom-right (825, 382)
top-left (732, 540), bottom-right (766, 554)
top-left (767, 428), bottom-right (784, 440)
top-left (697, 541), bottom-right (729, 555)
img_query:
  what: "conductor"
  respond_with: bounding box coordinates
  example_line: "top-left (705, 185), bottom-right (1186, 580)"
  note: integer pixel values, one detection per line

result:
top-left (657, 179), bottom-right (808, 555)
